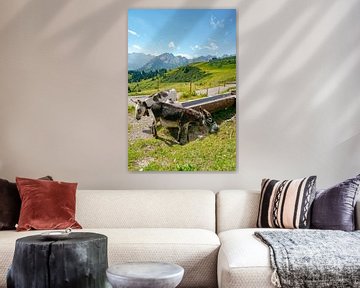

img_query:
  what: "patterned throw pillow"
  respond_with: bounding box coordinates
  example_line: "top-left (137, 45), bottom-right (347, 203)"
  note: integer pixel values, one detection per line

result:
top-left (257, 176), bottom-right (317, 229)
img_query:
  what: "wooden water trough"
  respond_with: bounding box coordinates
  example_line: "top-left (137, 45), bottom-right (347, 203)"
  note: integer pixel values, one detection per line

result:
top-left (181, 93), bottom-right (236, 113)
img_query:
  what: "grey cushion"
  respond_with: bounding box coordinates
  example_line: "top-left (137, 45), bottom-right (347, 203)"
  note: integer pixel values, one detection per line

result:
top-left (311, 174), bottom-right (360, 231)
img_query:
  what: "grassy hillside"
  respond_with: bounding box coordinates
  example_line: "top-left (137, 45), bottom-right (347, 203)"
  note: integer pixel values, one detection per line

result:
top-left (162, 65), bottom-right (208, 82)
top-left (128, 56), bottom-right (236, 96)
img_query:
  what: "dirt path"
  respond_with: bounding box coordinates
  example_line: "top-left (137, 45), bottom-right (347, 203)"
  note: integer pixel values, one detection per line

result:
top-left (128, 83), bottom-right (236, 103)
top-left (128, 112), bottom-right (154, 143)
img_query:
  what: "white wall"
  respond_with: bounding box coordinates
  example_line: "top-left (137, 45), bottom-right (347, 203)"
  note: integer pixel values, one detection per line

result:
top-left (0, 0), bottom-right (359, 191)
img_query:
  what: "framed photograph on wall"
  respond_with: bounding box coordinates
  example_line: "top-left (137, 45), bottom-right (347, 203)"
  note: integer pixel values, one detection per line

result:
top-left (128, 9), bottom-right (237, 172)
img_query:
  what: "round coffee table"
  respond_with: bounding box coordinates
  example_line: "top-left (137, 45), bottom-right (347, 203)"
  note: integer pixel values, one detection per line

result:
top-left (106, 262), bottom-right (184, 288)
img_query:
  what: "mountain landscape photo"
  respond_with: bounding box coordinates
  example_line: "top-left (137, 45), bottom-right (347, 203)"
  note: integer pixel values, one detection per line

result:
top-left (128, 9), bottom-right (237, 172)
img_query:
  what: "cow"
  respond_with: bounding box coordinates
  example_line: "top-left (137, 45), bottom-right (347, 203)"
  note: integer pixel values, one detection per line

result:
top-left (134, 100), bottom-right (219, 145)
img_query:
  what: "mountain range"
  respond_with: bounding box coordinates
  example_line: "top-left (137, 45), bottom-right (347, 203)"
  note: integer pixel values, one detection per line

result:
top-left (128, 52), bottom-right (230, 72)
top-left (128, 53), bottom-right (155, 70)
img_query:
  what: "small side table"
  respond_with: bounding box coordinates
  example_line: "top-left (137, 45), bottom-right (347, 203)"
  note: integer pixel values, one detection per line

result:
top-left (106, 262), bottom-right (184, 288)
top-left (7, 232), bottom-right (108, 288)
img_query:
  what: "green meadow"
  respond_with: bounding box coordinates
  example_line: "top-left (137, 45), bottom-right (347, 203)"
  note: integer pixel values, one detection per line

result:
top-left (128, 56), bottom-right (236, 96)
top-left (128, 107), bottom-right (236, 172)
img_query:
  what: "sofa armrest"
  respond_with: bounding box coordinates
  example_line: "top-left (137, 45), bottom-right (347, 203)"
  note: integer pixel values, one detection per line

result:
top-left (356, 200), bottom-right (360, 230)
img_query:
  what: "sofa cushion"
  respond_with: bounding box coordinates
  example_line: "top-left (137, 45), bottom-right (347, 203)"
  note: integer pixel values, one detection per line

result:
top-left (217, 228), bottom-right (277, 288)
top-left (257, 177), bottom-right (316, 229)
top-left (216, 190), bottom-right (260, 233)
top-left (0, 228), bottom-right (220, 288)
top-left (311, 174), bottom-right (360, 231)
top-left (76, 190), bottom-right (216, 231)
top-left (16, 177), bottom-right (82, 231)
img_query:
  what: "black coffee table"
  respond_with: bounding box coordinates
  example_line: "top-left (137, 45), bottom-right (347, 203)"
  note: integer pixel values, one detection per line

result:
top-left (7, 232), bottom-right (108, 288)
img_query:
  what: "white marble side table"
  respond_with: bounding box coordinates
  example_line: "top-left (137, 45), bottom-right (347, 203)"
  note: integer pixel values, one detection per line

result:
top-left (106, 262), bottom-right (184, 288)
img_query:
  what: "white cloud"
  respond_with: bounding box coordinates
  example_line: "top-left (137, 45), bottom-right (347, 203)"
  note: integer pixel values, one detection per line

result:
top-left (128, 29), bottom-right (139, 37)
top-left (210, 16), bottom-right (225, 29)
top-left (192, 42), bottom-right (218, 51)
top-left (205, 42), bottom-right (219, 51)
top-left (132, 44), bottom-right (142, 50)
top-left (191, 44), bottom-right (201, 51)
top-left (168, 41), bottom-right (175, 49)
top-left (176, 53), bottom-right (193, 59)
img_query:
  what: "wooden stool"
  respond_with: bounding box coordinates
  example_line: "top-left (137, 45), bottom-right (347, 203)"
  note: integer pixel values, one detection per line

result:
top-left (7, 232), bottom-right (108, 288)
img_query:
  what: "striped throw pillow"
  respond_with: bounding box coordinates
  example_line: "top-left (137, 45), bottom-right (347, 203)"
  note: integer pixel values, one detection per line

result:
top-left (257, 176), bottom-right (317, 229)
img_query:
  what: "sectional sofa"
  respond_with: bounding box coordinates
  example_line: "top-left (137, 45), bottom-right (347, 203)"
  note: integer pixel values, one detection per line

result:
top-left (0, 189), bottom-right (359, 288)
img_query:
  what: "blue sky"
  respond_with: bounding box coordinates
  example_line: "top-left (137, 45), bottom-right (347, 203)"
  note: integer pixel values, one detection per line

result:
top-left (128, 9), bottom-right (236, 58)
